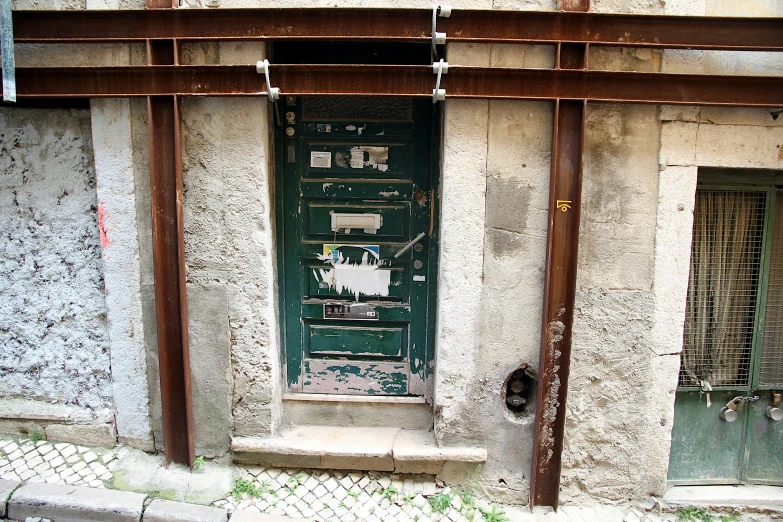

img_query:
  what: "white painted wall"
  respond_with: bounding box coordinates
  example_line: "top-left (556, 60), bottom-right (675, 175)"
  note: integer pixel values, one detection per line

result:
top-left (0, 108), bottom-right (114, 429)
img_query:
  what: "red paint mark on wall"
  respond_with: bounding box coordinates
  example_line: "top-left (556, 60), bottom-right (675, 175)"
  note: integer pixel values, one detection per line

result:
top-left (98, 201), bottom-right (112, 249)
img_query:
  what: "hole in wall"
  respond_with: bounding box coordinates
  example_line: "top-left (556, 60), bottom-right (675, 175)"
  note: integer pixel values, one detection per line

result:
top-left (502, 364), bottom-right (536, 421)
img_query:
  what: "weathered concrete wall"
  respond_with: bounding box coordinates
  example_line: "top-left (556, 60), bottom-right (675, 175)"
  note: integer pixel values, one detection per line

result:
top-left (559, 101), bottom-right (671, 503)
top-left (181, 93), bottom-right (277, 439)
top-left (91, 98), bottom-right (154, 451)
top-left (433, 43), bottom-right (555, 504)
top-left (179, 42), bottom-right (279, 443)
top-left (0, 107), bottom-right (115, 440)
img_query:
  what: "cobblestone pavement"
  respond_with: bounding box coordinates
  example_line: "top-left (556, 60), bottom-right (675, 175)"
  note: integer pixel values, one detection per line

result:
top-left (0, 435), bottom-right (495, 522)
top-left (217, 468), bottom-right (482, 522)
top-left (0, 435), bottom-right (772, 522)
top-left (0, 438), bottom-right (115, 489)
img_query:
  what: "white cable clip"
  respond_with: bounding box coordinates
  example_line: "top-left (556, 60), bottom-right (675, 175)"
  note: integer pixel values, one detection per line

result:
top-left (431, 5), bottom-right (452, 61)
top-left (432, 59), bottom-right (447, 103)
top-left (256, 59), bottom-right (280, 102)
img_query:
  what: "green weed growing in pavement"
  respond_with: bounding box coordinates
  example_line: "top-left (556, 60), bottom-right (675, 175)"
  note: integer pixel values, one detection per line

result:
top-left (720, 513), bottom-right (740, 522)
top-left (456, 488), bottom-right (477, 520)
top-left (192, 456), bottom-right (205, 471)
top-left (258, 480), bottom-right (273, 495)
top-left (376, 484), bottom-right (398, 503)
top-left (321, 502), bottom-right (329, 511)
top-left (286, 472), bottom-right (305, 492)
top-left (232, 479), bottom-right (264, 499)
top-left (678, 506), bottom-right (713, 522)
top-left (480, 505), bottom-right (510, 522)
top-left (428, 492), bottom-right (453, 514)
top-left (403, 491), bottom-right (416, 507)
top-left (29, 431), bottom-right (43, 443)
top-left (347, 490), bottom-right (360, 500)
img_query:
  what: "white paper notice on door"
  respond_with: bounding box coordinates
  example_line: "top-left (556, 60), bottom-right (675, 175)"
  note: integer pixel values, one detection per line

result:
top-left (310, 151), bottom-right (332, 168)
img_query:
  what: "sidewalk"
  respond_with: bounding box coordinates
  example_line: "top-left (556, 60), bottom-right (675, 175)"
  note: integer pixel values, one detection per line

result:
top-left (0, 435), bottom-right (778, 522)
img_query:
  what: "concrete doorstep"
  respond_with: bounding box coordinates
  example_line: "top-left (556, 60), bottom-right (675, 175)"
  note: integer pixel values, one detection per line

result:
top-left (0, 481), bottom-right (304, 522)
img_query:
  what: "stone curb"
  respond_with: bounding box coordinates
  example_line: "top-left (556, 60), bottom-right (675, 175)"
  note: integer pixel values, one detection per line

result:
top-left (143, 498), bottom-right (228, 522)
top-left (8, 482), bottom-right (146, 522)
top-left (229, 512), bottom-right (307, 522)
top-left (0, 479), bottom-right (21, 518)
top-left (2, 482), bottom-right (307, 522)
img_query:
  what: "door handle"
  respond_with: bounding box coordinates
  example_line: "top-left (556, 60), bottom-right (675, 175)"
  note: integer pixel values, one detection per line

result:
top-left (394, 232), bottom-right (426, 259)
top-left (766, 406), bottom-right (783, 421)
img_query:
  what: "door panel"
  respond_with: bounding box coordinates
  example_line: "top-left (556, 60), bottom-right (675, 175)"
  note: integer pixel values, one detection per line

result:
top-left (302, 360), bottom-right (410, 395)
top-left (278, 97), bottom-right (437, 397)
top-left (305, 263), bottom-right (406, 300)
top-left (668, 391), bottom-right (746, 484)
top-left (308, 324), bottom-right (405, 357)
top-left (745, 398), bottom-right (783, 484)
top-left (305, 203), bottom-right (409, 239)
top-left (306, 143), bottom-right (408, 178)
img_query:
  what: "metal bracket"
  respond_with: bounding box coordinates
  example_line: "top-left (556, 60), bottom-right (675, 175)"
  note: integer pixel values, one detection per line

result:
top-left (256, 59), bottom-right (280, 102)
top-left (431, 4), bottom-right (451, 62)
top-left (432, 59), bottom-right (447, 103)
top-left (1, 0), bottom-right (16, 102)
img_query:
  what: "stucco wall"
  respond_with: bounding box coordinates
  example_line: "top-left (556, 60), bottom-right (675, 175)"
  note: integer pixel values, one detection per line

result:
top-left (0, 108), bottom-right (114, 433)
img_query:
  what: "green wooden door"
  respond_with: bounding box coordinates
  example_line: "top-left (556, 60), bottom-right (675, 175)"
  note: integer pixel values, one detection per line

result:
top-left (668, 182), bottom-right (783, 485)
top-left (276, 97), bottom-right (439, 397)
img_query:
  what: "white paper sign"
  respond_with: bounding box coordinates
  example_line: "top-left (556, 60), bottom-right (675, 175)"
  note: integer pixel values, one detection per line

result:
top-left (310, 151), bottom-right (332, 168)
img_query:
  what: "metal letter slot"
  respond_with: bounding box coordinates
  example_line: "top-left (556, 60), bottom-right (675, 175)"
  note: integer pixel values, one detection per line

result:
top-left (324, 303), bottom-right (378, 320)
top-left (330, 212), bottom-right (382, 234)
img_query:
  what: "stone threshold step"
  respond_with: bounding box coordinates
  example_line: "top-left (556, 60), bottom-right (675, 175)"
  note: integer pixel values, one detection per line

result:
top-left (232, 426), bottom-right (486, 475)
top-left (664, 485), bottom-right (783, 511)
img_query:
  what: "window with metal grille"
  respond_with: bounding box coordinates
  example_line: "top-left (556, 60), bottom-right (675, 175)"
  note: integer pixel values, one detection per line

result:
top-left (680, 174), bottom-right (783, 391)
top-left (760, 191), bottom-right (783, 387)
top-left (680, 188), bottom-right (766, 389)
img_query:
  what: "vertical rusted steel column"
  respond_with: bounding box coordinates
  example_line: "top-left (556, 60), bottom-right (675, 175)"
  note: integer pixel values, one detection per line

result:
top-left (530, 41), bottom-right (588, 509)
top-left (146, 30), bottom-right (195, 468)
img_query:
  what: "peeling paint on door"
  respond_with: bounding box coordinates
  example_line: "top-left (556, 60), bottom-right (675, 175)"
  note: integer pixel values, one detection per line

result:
top-left (303, 360), bottom-right (408, 395)
top-left (316, 252), bottom-right (391, 300)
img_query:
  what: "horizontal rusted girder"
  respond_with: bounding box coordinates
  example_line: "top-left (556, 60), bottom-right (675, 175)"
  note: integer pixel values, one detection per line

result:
top-left (12, 8), bottom-right (783, 51)
top-left (14, 65), bottom-right (783, 106)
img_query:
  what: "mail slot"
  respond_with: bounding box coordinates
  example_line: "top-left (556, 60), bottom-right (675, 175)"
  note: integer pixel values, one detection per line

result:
top-left (324, 303), bottom-right (378, 320)
top-left (330, 212), bottom-right (382, 234)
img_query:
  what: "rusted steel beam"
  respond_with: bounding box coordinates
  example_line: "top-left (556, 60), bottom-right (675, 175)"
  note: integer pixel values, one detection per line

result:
top-left (530, 42), bottom-right (587, 510)
top-left (14, 65), bottom-right (783, 107)
top-left (11, 8), bottom-right (783, 51)
top-left (147, 37), bottom-right (195, 469)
